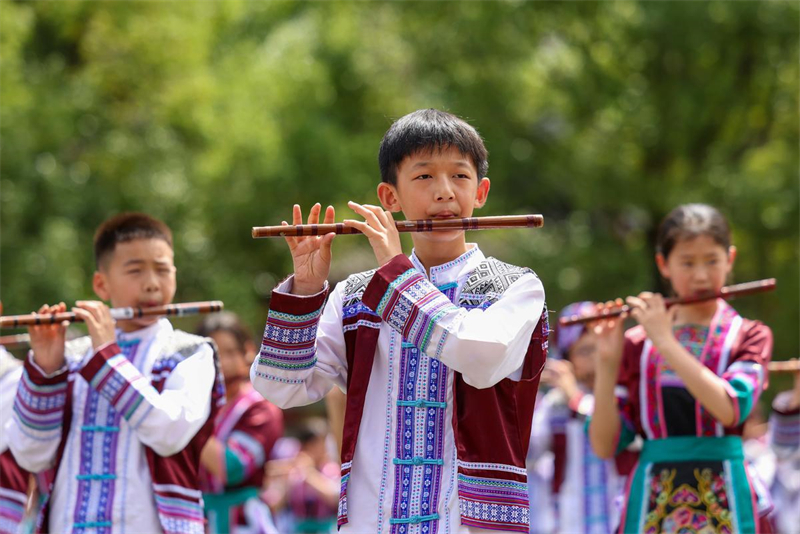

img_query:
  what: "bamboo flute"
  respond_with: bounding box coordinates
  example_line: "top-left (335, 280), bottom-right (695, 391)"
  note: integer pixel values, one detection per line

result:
top-left (768, 360), bottom-right (800, 373)
top-left (252, 214), bottom-right (544, 238)
top-left (0, 333), bottom-right (31, 349)
top-left (0, 301), bottom-right (224, 329)
top-left (559, 279), bottom-right (776, 327)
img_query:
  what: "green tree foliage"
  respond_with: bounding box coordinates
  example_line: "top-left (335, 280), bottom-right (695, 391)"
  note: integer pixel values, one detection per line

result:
top-left (1, 2), bottom-right (797, 396)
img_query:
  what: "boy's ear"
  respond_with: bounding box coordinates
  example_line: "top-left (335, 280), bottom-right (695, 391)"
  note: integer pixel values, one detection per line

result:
top-left (473, 177), bottom-right (491, 209)
top-left (377, 182), bottom-right (402, 213)
top-left (93, 271), bottom-right (111, 301)
top-left (655, 253), bottom-right (670, 279)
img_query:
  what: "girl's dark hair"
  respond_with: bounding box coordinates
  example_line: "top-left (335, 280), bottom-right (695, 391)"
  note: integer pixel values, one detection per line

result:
top-left (378, 109), bottom-right (488, 185)
top-left (195, 312), bottom-right (253, 353)
top-left (656, 204), bottom-right (731, 258)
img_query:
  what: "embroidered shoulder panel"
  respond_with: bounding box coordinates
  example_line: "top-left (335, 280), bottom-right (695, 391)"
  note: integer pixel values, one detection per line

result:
top-left (343, 269), bottom-right (377, 302)
top-left (460, 257), bottom-right (535, 309)
top-left (159, 330), bottom-right (210, 364)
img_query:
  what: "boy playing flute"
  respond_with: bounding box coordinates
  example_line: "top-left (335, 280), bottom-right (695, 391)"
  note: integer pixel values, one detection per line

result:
top-left (6, 213), bottom-right (224, 534)
top-left (252, 109), bottom-right (548, 533)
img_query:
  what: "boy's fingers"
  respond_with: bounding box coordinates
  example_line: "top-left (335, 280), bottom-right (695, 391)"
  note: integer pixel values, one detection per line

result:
top-left (71, 307), bottom-right (93, 326)
top-left (323, 206), bottom-right (335, 225)
top-left (348, 202), bottom-right (380, 228)
top-left (319, 233), bottom-right (335, 262)
top-left (343, 219), bottom-right (379, 238)
top-left (307, 203), bottom-right (321, 225)
top-left (280, 221), bottom-right (297, 249)
top-left (292, 205), bottom-right (302, 226)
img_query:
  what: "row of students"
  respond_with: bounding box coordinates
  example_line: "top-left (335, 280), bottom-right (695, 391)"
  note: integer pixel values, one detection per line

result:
top-left (0, 108), bottom-right (792, 534)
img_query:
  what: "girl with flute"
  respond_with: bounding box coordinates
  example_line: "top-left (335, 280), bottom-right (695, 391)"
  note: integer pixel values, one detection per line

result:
top-left (527, 302), bottom-right (639, 534)
top-left (5, 213), bottom-right (225, 534)
top-left (588, 204), bottom-right (774, 533)
top-left (251, 109), bottom-right (548, 533)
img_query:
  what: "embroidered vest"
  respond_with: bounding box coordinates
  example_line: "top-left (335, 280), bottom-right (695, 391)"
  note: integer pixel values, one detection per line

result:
top-left (337, 257), bottom-right (548, 532)
top-left (36, 331), bottom-right (225, 534)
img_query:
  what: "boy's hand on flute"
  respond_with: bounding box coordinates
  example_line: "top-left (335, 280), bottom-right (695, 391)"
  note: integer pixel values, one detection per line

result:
top-left (344, 201), bottom-right (403, 267)
top-left (28, 302), bottom-right (68, 374)
top-left (72, 301), bottom-right (116, 351)
top-left (285, 204), bottom-right (336, 296)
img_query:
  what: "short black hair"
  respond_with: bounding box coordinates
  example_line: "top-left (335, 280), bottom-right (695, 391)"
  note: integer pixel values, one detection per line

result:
top-left (93, 212), bottom-right (173, 268)
top-left (195, 311), bottom-right (253, 354)
top-left (378, 109), bottom-right (489, 185)
top-left (656, 204), bottom-right (731, 258)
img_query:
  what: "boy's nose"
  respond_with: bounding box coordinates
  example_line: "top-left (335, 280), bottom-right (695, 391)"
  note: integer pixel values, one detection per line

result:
top-left (143, 272), bottom-right (160, 292)
top-left (434, 177), bottom-right (455, 201)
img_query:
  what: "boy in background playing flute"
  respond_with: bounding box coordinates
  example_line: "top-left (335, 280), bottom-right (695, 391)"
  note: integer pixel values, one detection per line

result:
top-left (251, 109), bottom-right (548, 533)
top-left (5, 213), bottom-right (224, 534)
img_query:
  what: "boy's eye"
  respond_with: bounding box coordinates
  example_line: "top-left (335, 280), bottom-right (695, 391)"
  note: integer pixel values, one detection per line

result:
top-left (454, 174), bottom-right (469, 179)
top-left (126, 269), bottom-right (141, 275)
top-left (415, 174), bottom-right (432, 180)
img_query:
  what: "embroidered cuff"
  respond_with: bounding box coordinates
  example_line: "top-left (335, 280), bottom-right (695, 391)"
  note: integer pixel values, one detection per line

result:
top-left (13, 356), bottom-right (69, 437)
top-left (362, 255), bottom-right (460, 354)
top-left (25, 352), bottom-right (68, 383)
top-left (256, 279), bottom-right (328, 373)
top-left (80, 343), bottom-right (148, 422)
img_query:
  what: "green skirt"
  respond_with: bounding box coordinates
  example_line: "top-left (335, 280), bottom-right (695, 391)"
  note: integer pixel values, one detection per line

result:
top-left (619, 436), bottom-right (758, 534)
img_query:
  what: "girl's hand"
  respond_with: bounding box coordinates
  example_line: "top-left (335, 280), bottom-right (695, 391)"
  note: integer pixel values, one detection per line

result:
top-left (27, 303), bottom-right (68, 374)
top-left (343, 201), bottom-right (403, 267)
top-left (626, 292), bottom-right (677, 350)
top-left (284, 204), bottom-right (336, 296)
top-left (591, 300), bottom-right (626, 368)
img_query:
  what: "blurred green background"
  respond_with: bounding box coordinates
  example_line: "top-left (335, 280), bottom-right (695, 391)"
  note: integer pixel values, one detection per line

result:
top-left (1, 1), bottom-right (798, 399)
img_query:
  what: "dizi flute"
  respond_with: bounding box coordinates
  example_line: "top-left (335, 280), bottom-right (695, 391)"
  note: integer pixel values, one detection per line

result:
top-left (768, 360), bottom-right (800, 373)
top-left (0, 333), bottom-right (30, 349)
top-left (559, 279), bottom-right (776, 327)
top-left (0, 301), bottom-right (224, 329)
top-left (252, 214), bottom-right (544, 238)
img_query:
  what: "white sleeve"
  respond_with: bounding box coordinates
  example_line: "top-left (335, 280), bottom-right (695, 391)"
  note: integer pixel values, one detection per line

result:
top-left (79, 341), bottom-right (215, 457)
top-left (6, 354), bottom-right (69, 472)
top-left (251, 277), bottom-right (348, 409)
top-left (362, 255), bottom-right (545, 389)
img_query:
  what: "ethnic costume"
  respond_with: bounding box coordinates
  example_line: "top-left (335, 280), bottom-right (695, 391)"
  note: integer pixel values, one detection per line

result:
top-left (609, 300), bottom-right (772, 534)
top-left (251, 245), bottom-right (548, 533)
top-left (199, 384), bottom-right (283, 534)
top-left (528, 387), bottom-right (637, 534)
top-left (762, 391), bottom-right (800, 533)
top-left (7, 319), bottom-right (224, 534)
top-left (0, 348), bottom-right (28, 534)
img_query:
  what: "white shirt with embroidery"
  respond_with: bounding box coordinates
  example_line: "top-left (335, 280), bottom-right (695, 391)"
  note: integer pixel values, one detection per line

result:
top-left (252, 245), bottom-right (545, 534)
top-left (7, 318), bottom-right (214, 534)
